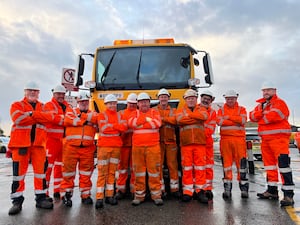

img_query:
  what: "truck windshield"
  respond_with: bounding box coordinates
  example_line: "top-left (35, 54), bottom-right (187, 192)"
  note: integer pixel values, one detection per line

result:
top-left (95, 46), bottom-right (191, 90)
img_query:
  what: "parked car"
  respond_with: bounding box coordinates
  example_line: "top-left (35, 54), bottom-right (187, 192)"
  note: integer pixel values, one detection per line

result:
top-left (246, 127), bottom-right (262, 161)
top-left (0, 136), bottom-right (9, 153)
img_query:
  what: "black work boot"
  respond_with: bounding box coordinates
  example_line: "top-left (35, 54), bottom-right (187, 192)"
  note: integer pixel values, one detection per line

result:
top-left (205, 190), bottom-right (214, 201)
top-left (239, 182), bottom-right (249, 199)
top-left (197, 190), bottom-right (208, 204)
top-left (8, 196), bottom-right (24, 215)
top-left (35, 194), bottom-right (54, 209)
top-left (62, 192), bottom-right (73, 207)
top-left (95, 199), bottom-right (104, 209)
top-left (81, 196), bottom-right (93, 205)
top-left (53, 192), bottom-right (61, 201)
top-left (222, 182), bottom-right (232, 200)
top-left (105, 196), bottom-right (118, 205)
top-left (257, 185), bottom-right (279, 200)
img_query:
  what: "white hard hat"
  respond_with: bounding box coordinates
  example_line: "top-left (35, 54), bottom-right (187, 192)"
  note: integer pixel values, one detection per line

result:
top-left (24, 81), bottom-right (40, 91)
top-left (52, 85), bottom-right (66, 94)
top-left (183, 89), bottom-right (198, 99)
top-left (127, 93), bottom-right (137, 103)
top-left (223, 90), bottom-right (239, 98)
top-left (261, 81), bottom-right (276, 90)
top-left (137, 92), bottom-right (151, 101)
top-left (157, 88), bottom-right (171, 97)
top-left (104, 94), bottom-right (118, 103)
top-left (200, 90), bottom-right (214, 98)
top-left (77, 91), bottom-right (90, 101)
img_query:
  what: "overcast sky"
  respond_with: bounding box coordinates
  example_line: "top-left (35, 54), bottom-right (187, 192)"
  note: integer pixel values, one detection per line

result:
top-left (1, 0), bottom-right (300, 135)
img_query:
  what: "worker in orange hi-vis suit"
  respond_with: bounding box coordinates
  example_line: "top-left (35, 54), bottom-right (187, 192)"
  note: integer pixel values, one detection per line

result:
top-left (153, 88), bottom-right (180, 199)
top-left (115, 93), bottom-right (138, 200)
top-left (8, 81), bottom-right (60, 215)
top-left (95, 94), bottom-right (128, 209)
top-left (199, 90), bottom-right (217, 202)
top-left (60, 91), bottom-right (98, 207)
top-left (249, 82), bottom-right (295, 207)
top-left (217, 90), bottom-right (248, 200)
top-left (44, 85), bottom-right (70, 201)
top-left (128, 92), bottom-right (163, 206)
top-left (176, 89), bottom-right (208, 204)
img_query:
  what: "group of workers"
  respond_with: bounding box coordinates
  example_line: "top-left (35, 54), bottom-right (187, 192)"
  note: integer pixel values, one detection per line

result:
top-left (7, 80), bottom-right (295, 215)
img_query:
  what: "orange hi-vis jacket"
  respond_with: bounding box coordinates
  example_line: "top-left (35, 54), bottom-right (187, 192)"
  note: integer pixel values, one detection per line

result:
top-left (119, 108), bottom-right (136, 147)
top-left (154, 104), bottom-right (177, 144)
top-left (249, 94), bottom-right (291, 138)
top-left (217, 102), bottom-right (247, 137)
top-left (176, 104), bottom-right (208, 146)
top-left (202, 104), bottom-right (217, 143)
top-left (97, 109), bottom-right (127, 147)
top-left (128, 108), bottom-right (161, 146)
top-left (9, 97), bottom-right (57, 148)
top-left (64, 108), bottom-right (98, 146)
top-left (44, 98), bottom-right (69, 139)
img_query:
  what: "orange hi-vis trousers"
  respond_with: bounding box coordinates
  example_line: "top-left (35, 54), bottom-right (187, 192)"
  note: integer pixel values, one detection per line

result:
top-left (45, 137), bottom-right (63, 195)
top-left (96, 147), bottom-right (120, 199)
top-left (205, 137), bottom-right (214, 191)
top-left (116, 146), bottom-right (135, 194)
top-left (10, 146), bottom-right (47, 199)
top-left (132, 144), bottom-right (161, 201)
top-left (60, 143), bottom-right (95, 199)
top-left (181, 144), bottom-right (206, 196)
top-left (160, 142), bottom-right (179, 193)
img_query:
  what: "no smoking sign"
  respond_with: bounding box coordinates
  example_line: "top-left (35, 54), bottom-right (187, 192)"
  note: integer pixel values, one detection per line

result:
top-left (61, 68), bottom-right (78, 91)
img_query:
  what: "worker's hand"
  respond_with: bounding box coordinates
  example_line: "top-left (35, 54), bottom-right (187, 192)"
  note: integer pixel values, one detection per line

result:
top-left (145, 117), bottom-right (152, 122)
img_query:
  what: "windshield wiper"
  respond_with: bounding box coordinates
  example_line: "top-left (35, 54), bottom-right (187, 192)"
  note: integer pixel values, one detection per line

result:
top-left (101, 51), bottom-right (116, 88)
top-left (136, 49), bottom-right (142, 88)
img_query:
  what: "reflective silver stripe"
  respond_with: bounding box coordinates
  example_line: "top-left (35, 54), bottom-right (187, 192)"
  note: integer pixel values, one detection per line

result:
top-left (182, 184), bottom-right (193, 191)
top-left (65, 135), bottom-right (94, 141)
top-left (270, 108), bottom-right (286, 120)
top-left (133, 129), bottom-right (159, 134)
top-left (79, 170), bottom-right (92, 176)
top-left (194, 165), bottom-right (206, 170)
top-left (81, 190), bottom-right (90, 195)
top-left (97, 187), bottom-right (105, 193)
top-left (223, 179), bottom-right (232, 183)
top-left (13, 125), bottom-right (32, 130)
top-left (183, 166), bottom-right (193, 171)
top-left (98, 160), bottom-right (108, 165)
top-left (54, 178), bottom-right (62, 182)
top-left (180, 124), bottom-right (204, 131)
top-left (13, 175), bottom-right (25, 181)
top-left (240, 180), bottom-right (248, 185)
top-left (282, 185), bottom-right (295, 191)
top-left (87, 112), bottom-right (92, 121)
top-left (63, 171), bottom-right (76, 177)
top-left (73, 117), bottom-right (80, 126)
top-left (279, 167), bottom-right (292, 173)
top-left (258, 129), bottom-right (291, 135)
top-left (264, 165), bottom-right (277, 170)
top-left (47, 128), bottom-right (64, 133)
top-left (100, 133), bottom-right (119, 137)
top-left (194, 184), bottom-right (205, 189)
top-left (220, 126), bottom-right (245, 131)
top-left (110, 158), bottom-right (119, 164)
top-left (239, 168), bottom-right (248, 173)
top-left (54, 184), bottom-right (61, 189)
top-left (116, 184), bottom-right (126, 190)
top-left (101, 123), bottom-right (113, 131)
top-left (223, 166), bottom-right (232, 172)
top-left (135, 172), bottom-right (146, 177)
top-left (35, 173), bottom-right (45, 179)
top-left (35, 190), bottom-right (47, 194)
top-left (15, 114), bottom-right (28, 124)
top-left (151, 190), bottom-right (161, 195)
top-left (267, 182), bottom-right (278, 186)
top-left (54, 161), bottom-right (63, 166)
top-left (11, 110), bottom-right (22, 119)
top-left (148, 172), bottom-right (160, 177)
top-left (118, 169), bottom-right (127, 174)
top-left (206, 164), bottom-right (214, 169)
top-left (106, 184), bottom-right (114, 190)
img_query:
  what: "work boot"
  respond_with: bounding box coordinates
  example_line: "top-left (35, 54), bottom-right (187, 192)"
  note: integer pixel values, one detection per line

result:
top-left (81, 196), bottom-right (93, 205)
top-left (280, 196), bottom-right (294, 207)
top-left (8, 196), bottom-right (24, 215)
top-left (171, 191), bottom-right (182, 199)
top-left (153, 198), bottom-right (164, 206)
top-left (257, 191), bottom-right (279, 200)
top-left (53, 192), bottom-right (61, 201)
top-left (182, 194), bottom-right (192, 202)
top-left (36, 198), bottom-right (54, 209)
top-left (95, 199), bottom-right (104, 209)
top-left (131, 198), bottom-right (143, 206)
top-left (62, 192), bottom-right (73, 207)
top-left (197, 190), bottom-right (208, 204)
top-left (222, 182), bottom-right (232, 200)
top-left (205, 190), bottom-right (214, 201)
top-left (239, 182), bottom-right (249, 199)
top-left (45, 195), bottom-right (53, 203)
top-left (161, 192), bottom-right (168, 200)
top-left (105, 196), bottom-right (118, 205)
top-left (115, 191), bottom-right (125, 200)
